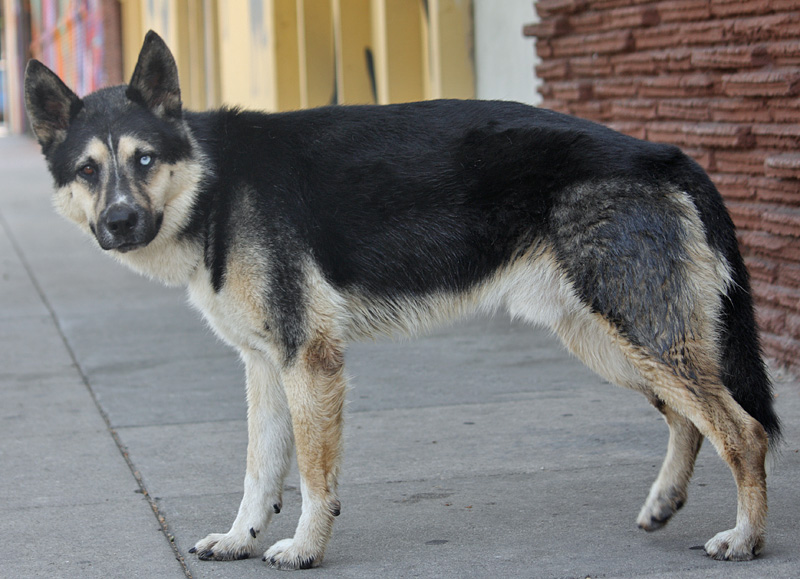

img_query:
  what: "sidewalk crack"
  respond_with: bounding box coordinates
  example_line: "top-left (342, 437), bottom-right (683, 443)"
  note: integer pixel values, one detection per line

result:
top-left (0, 210), bottom-right (194, 579)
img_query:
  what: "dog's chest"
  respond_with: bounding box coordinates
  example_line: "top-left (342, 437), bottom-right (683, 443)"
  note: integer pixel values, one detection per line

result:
top-left (186, 269), bottom-right (272, 354)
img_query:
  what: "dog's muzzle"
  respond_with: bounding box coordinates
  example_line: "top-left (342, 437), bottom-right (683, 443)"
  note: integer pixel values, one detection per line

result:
top-left (96, 202), bottom-right (160, 252)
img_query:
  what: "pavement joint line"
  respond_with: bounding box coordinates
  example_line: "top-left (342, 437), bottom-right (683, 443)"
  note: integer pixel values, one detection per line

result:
top-left (0, 209), bottom-right (194, 579)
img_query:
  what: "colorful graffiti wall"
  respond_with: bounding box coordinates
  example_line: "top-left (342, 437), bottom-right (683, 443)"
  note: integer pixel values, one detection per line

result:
top-left (30, 0), bottom-right (105, 96)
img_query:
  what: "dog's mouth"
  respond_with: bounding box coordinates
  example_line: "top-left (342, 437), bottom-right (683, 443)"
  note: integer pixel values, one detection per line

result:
top-left (114, 241), bottom-right (149, 253)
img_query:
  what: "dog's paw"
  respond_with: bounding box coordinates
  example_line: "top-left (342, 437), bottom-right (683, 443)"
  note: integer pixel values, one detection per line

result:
top-left (636, 490), bottom-right (685, 531)
top-left (189, 531), bottom-right (258, 561)
top-left (263, 538), bottom-right (320, 570)
top-left (704, 527), bottom-right (763, 561)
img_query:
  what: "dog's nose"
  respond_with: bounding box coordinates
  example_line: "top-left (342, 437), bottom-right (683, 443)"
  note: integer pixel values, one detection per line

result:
top-left (105, 205), bottom-right (139, 236)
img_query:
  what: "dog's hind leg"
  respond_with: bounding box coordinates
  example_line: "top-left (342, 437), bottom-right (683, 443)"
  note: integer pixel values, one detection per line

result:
top-left (264, 336), bottom-right (347, 570)
top-left (637, 401), bottom-right (703, 531)
top-left (643, 363), bottom-right (769, 560)
top-left (191, 350), bottom-right (293, 560)
top-left (552, 309), bottom-right (769, 561)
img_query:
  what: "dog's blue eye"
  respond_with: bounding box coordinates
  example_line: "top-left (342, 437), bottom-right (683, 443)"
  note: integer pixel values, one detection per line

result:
top-left (139, 155), bottom-right (153, 167)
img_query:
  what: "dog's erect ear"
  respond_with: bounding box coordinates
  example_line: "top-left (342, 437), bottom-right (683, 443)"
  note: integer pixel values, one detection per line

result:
top-left (126, 30), bottom-right (182, 119)
top-left (24, 60), bottom-right (83, 152)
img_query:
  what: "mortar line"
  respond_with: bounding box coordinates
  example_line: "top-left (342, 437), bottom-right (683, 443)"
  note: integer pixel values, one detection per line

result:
top-left (0, 210), bottom-right (194, 579)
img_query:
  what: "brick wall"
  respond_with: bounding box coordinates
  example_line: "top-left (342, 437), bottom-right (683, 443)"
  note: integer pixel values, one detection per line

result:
top-left (524, 0), bottom-right (800, 375)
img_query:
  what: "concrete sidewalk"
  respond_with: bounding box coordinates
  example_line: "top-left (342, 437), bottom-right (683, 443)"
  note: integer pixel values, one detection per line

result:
top-left (1, 133), bottom-right (798, 578)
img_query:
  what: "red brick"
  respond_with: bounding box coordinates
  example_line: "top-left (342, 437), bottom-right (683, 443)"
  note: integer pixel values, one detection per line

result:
top-left (646, 121), bottom-right (688, 145)
top-left (658, 0), bottom-right (711, 23)
top-left (611, 99), bottom-right (658, 120)
top-left (536, 40), bottom-right (554, 59)
top-left (765, 154), bottom-right (800, 180)
top-left (779, 263), bottom-right (800, 289)
top-left (594, 5), bottom-right (660, 30)
top-left (768, 98), bottom-right (800, 122)
top-left (632, 24), bottom-right (681, 50)
top-left (536, 0), bottom-right (589, 17)
top-left (648, 122), bottom-right (751, 148)
top-left (691, 45), bottom-right (770, 69)
top-left (756, 304), bottom-right (786, 334)
top-left (687, 122), bottom-right (755, 148)
top-left (753, 177), bottom-right (800, 206)
top-left (524, 17), bottom-right (571, 39)
top-left (713, 173), bottom-right (756, 200)
top-left (683, 148), bottom-right (715, 171)
top-left (762, 206), bottom-right (800, 237)
top-left (549, 80), bottom-right (594, 101)
top-left (739, 231), bottom-right (799, 259)
top-left (709, 99), bottom-right (772, 123)
top-left (679, 19), bottom-right (734, 45)
top-left (732, 13), bottom-right (800, 43)
top-left (770, 282), bottom-right (800, 311)
top-left (606, 121), bottom-right (647, 140)
top-left (593, 77), bottom-right (639, 98)
top-left (537, 59), bottom-right (571, 81)
top-left (569, 100), bottom-right (610, 121)
top-left (715, 150), bottom-right (768, 176)
top-left (752, 123), bottom-right (800, 149)
top-left (611, 52), bottom-right (659, 75)
top-left (746, 256), bottom-right (779, 284)
top-left (786, 313), bottom-right (800, 340)
top-left (612, 49), bottom-right (692, 75)
top-left (759, 332), bottom-right (800, 372)
top-left (728, 201), bottom-right (766, 231)
top-left (551, 30), bottom-right (634, 57)
top-left (593, 0), bottom-right (657, 9)
top-left (772, 0), bottom-right (800, 10)
top-left (753, 281), bottom-right (800, 311)
top-left (710, 0), bottom-right (773, 18)
top-left (540, 98), bottom-right (569, 113)
top-left (768, 40), bottom-right (800, 66)
top-left (567, 11), bottom-right (604, 34)
top-left (657, 99), bottom-right (711, 121)
top-left (570, 55), bottom-right (613, 77)
top-left (639, 74), bottom-right (716, 98)
top-left (722, 69), bottom-right (800, 97)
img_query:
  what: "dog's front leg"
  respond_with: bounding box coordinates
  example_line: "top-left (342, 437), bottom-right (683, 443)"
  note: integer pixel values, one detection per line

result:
top-left (264, 337), bottom-right (346, 570)
top-left (191, 349), bottom-right (293, 560)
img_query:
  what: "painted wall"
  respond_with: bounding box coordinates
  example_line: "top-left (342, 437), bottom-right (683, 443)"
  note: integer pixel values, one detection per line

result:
top-left (474, 0), bottom-right (540, 105)
top-left (29, 0), bottom-right (107, 96)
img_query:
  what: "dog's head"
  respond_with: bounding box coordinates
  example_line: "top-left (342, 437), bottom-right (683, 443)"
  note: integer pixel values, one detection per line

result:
top-left (25, 31), bottom-right (196, 254)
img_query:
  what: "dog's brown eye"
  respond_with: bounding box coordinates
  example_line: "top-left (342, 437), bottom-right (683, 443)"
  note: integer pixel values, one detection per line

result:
top-left (80, 165), bottom-right (96, 177)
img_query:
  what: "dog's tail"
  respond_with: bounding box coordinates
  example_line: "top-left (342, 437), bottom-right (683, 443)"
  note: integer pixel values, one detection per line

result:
top-left (679, 161), bottom-right (782, 451)
top-left (719, 249), bottom-right (782, 451)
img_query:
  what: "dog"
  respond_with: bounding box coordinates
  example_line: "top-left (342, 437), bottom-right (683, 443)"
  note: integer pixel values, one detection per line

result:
top-left (25, 31), bottom-right (780, 569)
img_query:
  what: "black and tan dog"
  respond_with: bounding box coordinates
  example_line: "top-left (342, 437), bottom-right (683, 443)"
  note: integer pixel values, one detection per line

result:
top-left (25, 31), bottom-right (780, 569)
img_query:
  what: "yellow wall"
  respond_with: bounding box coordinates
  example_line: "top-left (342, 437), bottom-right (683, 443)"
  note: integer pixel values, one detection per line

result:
top-left (119, 0), bottom-right (475, 112)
